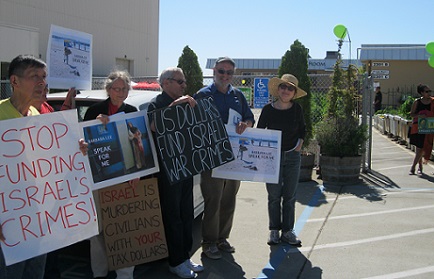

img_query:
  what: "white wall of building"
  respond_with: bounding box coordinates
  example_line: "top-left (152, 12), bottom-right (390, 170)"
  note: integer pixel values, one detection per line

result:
top-left (0, 0), bottom-right (159, 77)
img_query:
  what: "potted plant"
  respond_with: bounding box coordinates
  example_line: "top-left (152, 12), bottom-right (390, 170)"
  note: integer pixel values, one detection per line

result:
top-left (315, 39), bottom-right (368, 185)
top-left (278, 40), bottom-right (315, 182)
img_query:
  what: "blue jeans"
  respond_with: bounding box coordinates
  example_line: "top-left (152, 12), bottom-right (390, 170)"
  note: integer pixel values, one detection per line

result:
top-left (0, 247), bottom-right (46, 279)
top-left (266, 150), bottom-right (301, 232)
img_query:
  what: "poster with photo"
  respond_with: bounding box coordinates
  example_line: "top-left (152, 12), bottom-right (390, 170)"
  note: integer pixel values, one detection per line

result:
top-left (80, 110), bottom-right (159, 190)
top-left (212, 125), bottom-right (282, 184)
top-left (46, 24), bottom-right (92, 90)
top-left (0, 110), bottom-right (98, 266)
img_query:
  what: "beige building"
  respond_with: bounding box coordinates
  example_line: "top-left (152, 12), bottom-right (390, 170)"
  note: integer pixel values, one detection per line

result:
top-left (0, 0), bottom-right (159, 80)
top-left (360, 44), bottom-right (434, 107)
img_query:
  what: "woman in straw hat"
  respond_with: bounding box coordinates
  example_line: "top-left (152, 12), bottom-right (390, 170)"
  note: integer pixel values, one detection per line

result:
top-left (257, 74), bottom-right (307, 246)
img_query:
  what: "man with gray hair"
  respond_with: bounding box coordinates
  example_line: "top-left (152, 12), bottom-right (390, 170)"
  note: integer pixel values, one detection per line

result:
top-left (147, 67), bottom-right (203, 279)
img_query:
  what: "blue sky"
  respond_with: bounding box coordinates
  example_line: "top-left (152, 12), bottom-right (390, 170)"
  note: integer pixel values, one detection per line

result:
top-left (159, 0), bottom-right (434, 75)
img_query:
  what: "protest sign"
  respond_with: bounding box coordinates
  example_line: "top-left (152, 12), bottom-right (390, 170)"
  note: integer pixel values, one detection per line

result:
top-left (151, 97), bottom-right (234, 184)
top-left (212, 125), bottom-right (282, 183)
top-left (418, 117), bottom-right (434, 134)
top-left (99, 178), bottom-right (168, 270)
top-left (46, 24), bottom-right (92, 90)
top-left (80, 110), bottom-right (159, 190)
top-left (0, 110), bottom-right (98, 266)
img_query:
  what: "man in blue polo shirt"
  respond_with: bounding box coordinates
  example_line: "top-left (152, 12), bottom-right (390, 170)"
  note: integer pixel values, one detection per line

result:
top-left (194, 57), bottom-right (254, 259)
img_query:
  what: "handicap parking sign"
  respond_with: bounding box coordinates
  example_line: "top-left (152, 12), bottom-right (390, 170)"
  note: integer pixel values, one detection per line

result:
top-left (254, 78), bottom-right (269, 108)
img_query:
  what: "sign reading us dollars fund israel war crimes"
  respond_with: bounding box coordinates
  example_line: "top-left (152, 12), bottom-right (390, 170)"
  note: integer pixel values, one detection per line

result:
top-left (151, 96), bottom-right (234, 184)
top-left (99, 178), bottom-right (167, 270)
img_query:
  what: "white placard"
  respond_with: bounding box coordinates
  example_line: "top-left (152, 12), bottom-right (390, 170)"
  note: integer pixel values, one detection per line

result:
top-left (0, 110), bottom-right (98, 265)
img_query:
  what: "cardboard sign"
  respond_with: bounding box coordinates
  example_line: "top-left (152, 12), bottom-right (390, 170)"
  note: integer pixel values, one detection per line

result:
top-left (212, 125), bottom-right (282, 183)
top-left (80, 110), bottom-right (159, 190)
top-left (99, 178), bottom-right (168, 270)
top-left (151, 97), bottom-right (234, 184)
top-left (0, 110), bottom-right (98, 265)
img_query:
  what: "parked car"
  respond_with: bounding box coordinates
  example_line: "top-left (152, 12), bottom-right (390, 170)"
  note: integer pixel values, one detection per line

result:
top-left (46, 89), bottom-right (204, 218)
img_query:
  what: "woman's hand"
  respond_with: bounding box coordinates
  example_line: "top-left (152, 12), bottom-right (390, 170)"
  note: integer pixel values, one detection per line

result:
top-left (97, 114), bottom-right (110, 125)
top-left (78, 139), bottom-right (88, 155)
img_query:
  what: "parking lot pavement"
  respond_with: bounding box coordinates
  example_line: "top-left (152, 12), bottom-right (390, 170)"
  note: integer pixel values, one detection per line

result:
top-left (58, 128), bottom-right (434, 278)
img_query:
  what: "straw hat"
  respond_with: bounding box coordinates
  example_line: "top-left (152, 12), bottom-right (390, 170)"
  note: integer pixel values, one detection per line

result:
top-left (268, 74), bottom-right (307, 99)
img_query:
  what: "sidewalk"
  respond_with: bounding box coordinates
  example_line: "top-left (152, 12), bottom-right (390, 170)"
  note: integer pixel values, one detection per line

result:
top-left (188, 128), bottom-right (434, 279)
top-left (58, 128), bottom-right (434, 278)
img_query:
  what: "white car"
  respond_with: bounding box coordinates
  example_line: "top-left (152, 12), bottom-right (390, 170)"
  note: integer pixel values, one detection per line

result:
top-left (46, 89), bottom-right (204, 218)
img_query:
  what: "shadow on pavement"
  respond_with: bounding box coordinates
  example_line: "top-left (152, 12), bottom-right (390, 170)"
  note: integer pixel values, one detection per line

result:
top-left (296, 180), bottom-right (328, 207)
top-left (322, 181), bottom-right (387, 203)
top-left (259, 245), bottom-right (323, 279)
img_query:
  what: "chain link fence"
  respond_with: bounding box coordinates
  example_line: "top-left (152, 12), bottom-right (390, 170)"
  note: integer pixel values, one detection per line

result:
top-left (1, 73), bottom-right (372, 170)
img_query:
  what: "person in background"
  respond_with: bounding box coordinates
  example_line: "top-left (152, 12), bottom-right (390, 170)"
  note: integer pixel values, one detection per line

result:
top-left (257, 74), bottom-right (307, 246)
top-left (147, 67), bottom-right (203, 279)
top-left (84, 70), bottom-right (138, 279)
top-left (373, 86), bottom-right (382, 112)
top-left (193, 57), bottom-right (254, 260)
top-left (0, 54), bottom-right (87, 279)
top-left (409, 84), bottom-right (433, 175)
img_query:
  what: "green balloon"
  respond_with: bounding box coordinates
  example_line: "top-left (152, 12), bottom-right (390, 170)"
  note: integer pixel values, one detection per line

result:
top-left (428, 56), bottom-right (434, 68)
top-left (426, 42), bottom-right (434, 55)
top-left (333, 24), bottom-right (347, 39)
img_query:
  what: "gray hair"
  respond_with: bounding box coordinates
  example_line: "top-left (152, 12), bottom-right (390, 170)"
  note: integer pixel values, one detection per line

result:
top-left (104, 70), bottom-right (132, 91)
top-left (157, 67), bottom-right (183, 86)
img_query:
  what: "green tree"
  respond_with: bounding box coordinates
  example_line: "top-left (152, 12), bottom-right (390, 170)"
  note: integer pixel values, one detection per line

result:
top-left (277, 40), bottom-right (313, 147)
top-left (177, 45), bottom-right (203, 96)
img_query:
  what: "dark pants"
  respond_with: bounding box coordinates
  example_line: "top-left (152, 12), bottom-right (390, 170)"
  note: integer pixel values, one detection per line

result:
top-left (156, 172), bottom-right (194, 267)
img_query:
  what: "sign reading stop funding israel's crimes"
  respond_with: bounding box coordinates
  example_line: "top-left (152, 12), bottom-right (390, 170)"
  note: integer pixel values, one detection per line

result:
top-left (0, 110), bottom-right (98, 266)
top-left (151, 96), bottom-right (234, 184)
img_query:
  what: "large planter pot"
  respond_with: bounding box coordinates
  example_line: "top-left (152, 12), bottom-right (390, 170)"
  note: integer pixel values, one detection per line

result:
top-left (299, 153), bottom-right (315, 182)
top-left (319, 155), bottom-right (362, 185)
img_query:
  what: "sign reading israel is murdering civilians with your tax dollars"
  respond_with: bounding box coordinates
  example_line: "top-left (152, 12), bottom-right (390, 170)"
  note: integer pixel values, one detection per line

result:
top-left (212, 125), bottom-right (282, 184)
top-left (99, 178), bottom-right (168, 270)
top-left (151, 96), bottom-right (234, 184)
top-left (80, 111), bottom-right (159, 190)
top-left (0, 110), bottom-right (98, 266)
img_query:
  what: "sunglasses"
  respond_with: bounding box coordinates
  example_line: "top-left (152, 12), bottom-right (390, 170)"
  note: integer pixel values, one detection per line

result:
top-left (424, 90), bottom-right (432, 93)
top-left (278, 84), bottom-right (296, 91)
top-left (216, 69), bottom-right (234, 76)
top-left (169, 78), bottom-right (186, 85)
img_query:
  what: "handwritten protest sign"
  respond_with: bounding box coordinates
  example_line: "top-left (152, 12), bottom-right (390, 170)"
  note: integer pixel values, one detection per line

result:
top-left (212, 125), bottom-right (281, 183)
top-left (80, 110), bottom-right (159, 190)
top-left (99, 178), bottom-right (168, 270)
top-left (0, 110), bottom-right (98, 266)
top-left (151, 97), bottom-right (234, 184)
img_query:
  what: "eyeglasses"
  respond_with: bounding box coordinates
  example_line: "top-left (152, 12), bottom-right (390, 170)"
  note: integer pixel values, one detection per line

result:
top-left (424, 90), bottom-right (432, 93)
top-left (216, 69), bottom-right (234, 76)
top-left (168, 78), bottom-right (187, 85)
top-left (111, 87), bottom-right (129, 92)
top-left (278, 84), bottom-right (296, 91)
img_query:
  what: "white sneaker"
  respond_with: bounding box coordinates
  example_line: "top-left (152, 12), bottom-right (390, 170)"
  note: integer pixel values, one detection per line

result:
top-left (184, 259), bottom-right (204, 273)
top-left (169, 262), bottom-right (195, 278)
top-left (267, 230), bottom-right (280, 245)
